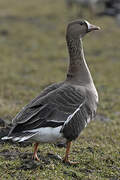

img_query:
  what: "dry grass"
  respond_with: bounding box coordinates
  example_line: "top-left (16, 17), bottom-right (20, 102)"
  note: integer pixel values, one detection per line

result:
top-left (0, 0), bottom-right (120, 179)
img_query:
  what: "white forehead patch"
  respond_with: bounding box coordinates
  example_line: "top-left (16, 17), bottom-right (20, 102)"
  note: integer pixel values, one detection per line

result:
top-left (84, 20), bottom-right (91, 29)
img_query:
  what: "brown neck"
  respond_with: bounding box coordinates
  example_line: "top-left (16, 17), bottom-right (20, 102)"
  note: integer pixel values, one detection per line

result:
top-left (66, 35), bottom-right (93, 84)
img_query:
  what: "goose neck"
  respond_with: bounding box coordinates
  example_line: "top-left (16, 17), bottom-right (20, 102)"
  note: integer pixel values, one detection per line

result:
top-left (66, 36), bottom-right (93, 84)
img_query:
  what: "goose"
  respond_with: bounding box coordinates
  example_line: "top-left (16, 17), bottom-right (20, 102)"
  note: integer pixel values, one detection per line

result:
top-left (98, 0), bottom-right (120, 17)
top-left (2, 19), bottom-right (100, 164)
top-left (65, 0), bottom-right (100, 16)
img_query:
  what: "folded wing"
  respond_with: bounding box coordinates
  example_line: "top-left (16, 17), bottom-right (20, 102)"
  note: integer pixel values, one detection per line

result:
top-left (6, 84), bottom-right (95, 142)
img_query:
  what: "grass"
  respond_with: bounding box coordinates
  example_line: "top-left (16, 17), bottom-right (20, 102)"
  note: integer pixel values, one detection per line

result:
top-left (0, 0), bottom-right (120, 179)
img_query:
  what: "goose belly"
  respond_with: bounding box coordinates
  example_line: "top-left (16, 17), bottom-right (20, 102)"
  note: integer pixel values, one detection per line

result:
top-left (30, 126), bottom-right (66, 143)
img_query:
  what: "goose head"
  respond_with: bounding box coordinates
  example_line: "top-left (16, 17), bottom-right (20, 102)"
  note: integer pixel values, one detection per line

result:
top-left (66, 19), bottom-right (100, 39)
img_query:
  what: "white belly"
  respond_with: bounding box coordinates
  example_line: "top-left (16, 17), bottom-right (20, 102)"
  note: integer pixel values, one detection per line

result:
top-left (29, 126), bottom-right (66, 143)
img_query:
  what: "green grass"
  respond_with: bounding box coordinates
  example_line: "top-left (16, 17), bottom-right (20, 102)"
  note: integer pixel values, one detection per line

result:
top-left (0, 0), bottom-right (120, 179)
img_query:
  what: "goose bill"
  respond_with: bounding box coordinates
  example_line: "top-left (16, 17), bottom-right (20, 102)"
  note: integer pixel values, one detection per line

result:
top-left (85, 20), bottom-right (100, 32)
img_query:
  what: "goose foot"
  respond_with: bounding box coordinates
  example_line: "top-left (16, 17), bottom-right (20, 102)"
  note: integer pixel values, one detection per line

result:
top-left (62, 141), bottom-right (78, 165)
top-left (63, 159), bottom-right (79, 165)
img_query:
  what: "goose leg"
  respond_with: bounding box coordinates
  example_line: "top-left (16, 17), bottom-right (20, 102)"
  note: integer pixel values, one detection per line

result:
top-left (63, 141), bottom-right (78, 165)
top-left (63, 141), bottom-right (71, 163)
top-left (33, 143), bottom-right (40, 161)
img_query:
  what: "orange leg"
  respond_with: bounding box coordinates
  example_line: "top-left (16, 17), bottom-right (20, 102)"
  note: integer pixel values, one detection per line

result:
top-left (63, 141), bottom-right (71, 163)
top-left (32, 143), bottom-right (40, 161)
top-left (63, 141), bottom-right (78, 165)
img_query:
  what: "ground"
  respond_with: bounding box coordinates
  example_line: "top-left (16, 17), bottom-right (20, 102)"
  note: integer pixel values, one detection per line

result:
top-left (0, 0), bottom-right (120, 179)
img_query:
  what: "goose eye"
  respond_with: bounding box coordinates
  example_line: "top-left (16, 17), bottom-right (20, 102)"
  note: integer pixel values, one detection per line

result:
top-left (80, 22), bottom-right (84, 26)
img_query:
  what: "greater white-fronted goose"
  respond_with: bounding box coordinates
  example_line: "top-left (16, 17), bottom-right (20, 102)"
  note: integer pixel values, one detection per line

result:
top-left (98, 0), bottom-right (120, 17)
top-left (66, 0), bottom-right (99, 16)
top-left (2, 19), bottom-right (100, 164)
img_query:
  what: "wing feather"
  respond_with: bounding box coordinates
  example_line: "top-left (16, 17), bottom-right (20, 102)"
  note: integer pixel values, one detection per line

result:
top-left (8, 84), bottom-right (96, 140)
